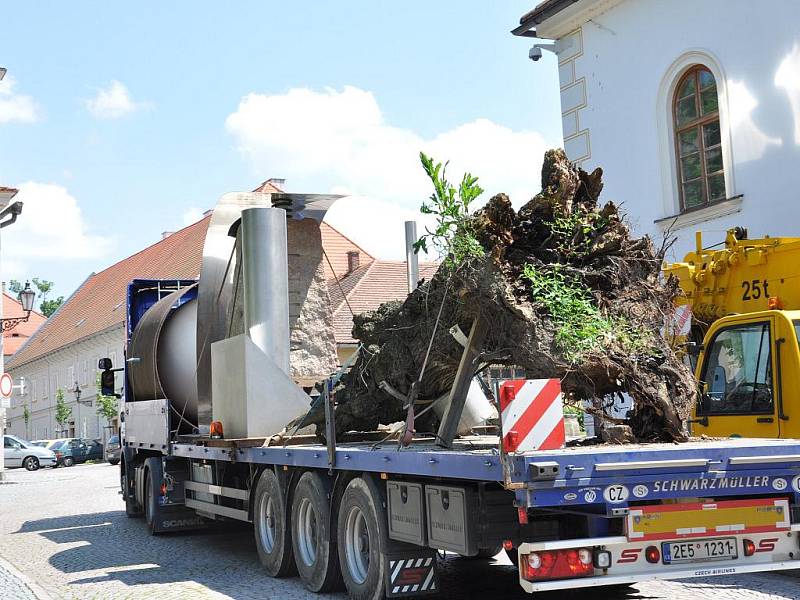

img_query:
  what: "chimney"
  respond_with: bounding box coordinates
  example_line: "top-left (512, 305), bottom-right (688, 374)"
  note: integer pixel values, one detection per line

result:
top-left (347, 251), bottom-right (360, 274)
top-left (161, 231), bottom-right (174, 240)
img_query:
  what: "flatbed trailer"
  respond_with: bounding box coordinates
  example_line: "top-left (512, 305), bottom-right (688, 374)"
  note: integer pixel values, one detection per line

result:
top-left (123, 393), bottom-right (800, 596)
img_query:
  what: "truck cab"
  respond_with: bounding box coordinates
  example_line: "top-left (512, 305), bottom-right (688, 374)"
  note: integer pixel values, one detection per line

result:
top-left (666, 228), bottom-right (800, 438)
top-left (691, 309), bottom-right (800, 438)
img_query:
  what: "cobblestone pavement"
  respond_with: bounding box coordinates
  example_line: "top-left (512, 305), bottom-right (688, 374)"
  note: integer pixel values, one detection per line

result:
top-left (0, 558), bottom-right (41, 600)
top-left (1, 463), bottom-right (800, 599)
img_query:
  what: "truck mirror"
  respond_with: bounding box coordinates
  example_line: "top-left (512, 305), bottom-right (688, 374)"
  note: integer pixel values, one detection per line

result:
top-left (98, 357), bottom-right (112, 370)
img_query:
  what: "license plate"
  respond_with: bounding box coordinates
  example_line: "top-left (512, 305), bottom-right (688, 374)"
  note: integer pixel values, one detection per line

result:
top-left (662, 537), bottom-right (738, 564)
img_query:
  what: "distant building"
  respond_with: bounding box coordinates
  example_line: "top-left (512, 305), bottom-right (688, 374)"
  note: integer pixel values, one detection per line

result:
top-left (330, 259), bottom-right (438, 364)
top-left (5, 180), bottom-right (429, 441)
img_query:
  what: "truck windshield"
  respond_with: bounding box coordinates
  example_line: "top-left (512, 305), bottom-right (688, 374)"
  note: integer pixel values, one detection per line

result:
top-left (698, 322), bottom-right (773, 415)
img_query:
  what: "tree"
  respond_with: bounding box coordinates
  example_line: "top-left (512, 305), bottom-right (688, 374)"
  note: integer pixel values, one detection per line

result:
top-left (22, 403), bottom-right (30, 438)
top-left (8, 278), bottom-right (64, 317)
top-left (95, 373), bottom-right (119, 430)
top-left (54, 388), bottom-right (71, 436)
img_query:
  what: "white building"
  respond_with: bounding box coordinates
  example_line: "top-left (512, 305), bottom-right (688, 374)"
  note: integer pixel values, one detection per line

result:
top-left (515, 0), bottom-right (800, 259)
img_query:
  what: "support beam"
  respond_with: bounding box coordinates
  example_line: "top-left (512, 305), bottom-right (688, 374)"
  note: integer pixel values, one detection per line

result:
top-left (436, 316), bottom-right (487, 448)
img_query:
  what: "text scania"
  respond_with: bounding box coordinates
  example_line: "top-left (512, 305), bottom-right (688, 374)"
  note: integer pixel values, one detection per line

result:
top-left (653, 476), bottom-right (769, 493)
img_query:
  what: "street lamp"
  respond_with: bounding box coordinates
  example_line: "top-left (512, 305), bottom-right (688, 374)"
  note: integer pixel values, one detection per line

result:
top-left (1, 281), bottom-right (36, 332)
top-left (72, 381), bottom-right (92, 406)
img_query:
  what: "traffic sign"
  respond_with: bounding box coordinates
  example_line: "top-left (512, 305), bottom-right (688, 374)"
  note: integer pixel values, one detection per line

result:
top-left (0, 373), bottom-right (13, 399)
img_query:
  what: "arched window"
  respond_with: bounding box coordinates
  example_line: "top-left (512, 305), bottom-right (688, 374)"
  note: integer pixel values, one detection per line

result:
top-left (674, 66), bottom-right (725, 211)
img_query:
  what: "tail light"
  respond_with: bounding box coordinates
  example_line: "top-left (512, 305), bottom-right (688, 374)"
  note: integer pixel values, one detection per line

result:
top-left (522, 548), bottom-right (593, 581)
top-left (743, 539), bottom-right (756, 557)
top-left (645, 546), bottom-right (661, 564)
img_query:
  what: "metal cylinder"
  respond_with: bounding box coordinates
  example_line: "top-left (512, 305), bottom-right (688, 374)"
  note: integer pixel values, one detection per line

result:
top-left (405, 220), bottom-right (420, 293)
top-left (241, 207), bottom-right (290, 375)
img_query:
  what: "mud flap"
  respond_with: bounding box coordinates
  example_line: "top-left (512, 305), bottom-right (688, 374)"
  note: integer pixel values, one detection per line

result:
top-left (152, 505), bottom-right (208, 533)
top-left (385, 550), bottom-right (438, 597)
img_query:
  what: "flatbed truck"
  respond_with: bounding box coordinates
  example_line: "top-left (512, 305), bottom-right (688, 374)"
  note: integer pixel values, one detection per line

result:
top-left (118, 194), bottom-right (800, 598)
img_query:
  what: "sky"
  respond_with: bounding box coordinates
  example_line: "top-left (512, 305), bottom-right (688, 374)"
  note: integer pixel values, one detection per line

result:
top-left (0, 2), bottom-right (562, 300)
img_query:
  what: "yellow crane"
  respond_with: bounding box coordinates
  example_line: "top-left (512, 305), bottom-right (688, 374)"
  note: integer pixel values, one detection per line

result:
top-left (664, 227), bottom-right (800, 438)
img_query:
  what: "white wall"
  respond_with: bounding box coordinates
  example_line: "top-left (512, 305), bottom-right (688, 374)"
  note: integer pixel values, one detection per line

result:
top-left (6, 327), bottom-right (124, 443)
top-left (555, 0), bottom-right (800, 260)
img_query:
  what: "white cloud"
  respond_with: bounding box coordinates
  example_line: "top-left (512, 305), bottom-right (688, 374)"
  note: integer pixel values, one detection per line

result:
top-left (5, 183), bottom-right (112, 269)
top-left (0, 76), bottom-right (40, 124)
top-left (225, 85), bottom-right (553, 259)
top-left (182, 206), bottom-right (206, 226)
top-left (85, 80), bottom-right (149, 119)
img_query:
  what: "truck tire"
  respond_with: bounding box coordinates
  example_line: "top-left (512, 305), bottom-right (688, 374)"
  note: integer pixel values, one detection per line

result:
top-left (144, 457), bottom-right (163, 535)
top-left (291, 471), bottom-right (342, 593)
top-left (254, 469), bottom-right (295, 577)
top-left (122, 459), bottom-right (143, 518)
top-left (337, 477), bottom-right (386, 600)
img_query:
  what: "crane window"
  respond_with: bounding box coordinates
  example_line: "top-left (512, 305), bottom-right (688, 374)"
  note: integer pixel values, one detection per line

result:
top-left (698, 322), bottom-right (773, 415)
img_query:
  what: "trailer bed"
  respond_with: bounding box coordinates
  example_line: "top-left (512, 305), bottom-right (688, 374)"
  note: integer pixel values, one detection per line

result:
top-left (171, 436), bottom-right (800, 510)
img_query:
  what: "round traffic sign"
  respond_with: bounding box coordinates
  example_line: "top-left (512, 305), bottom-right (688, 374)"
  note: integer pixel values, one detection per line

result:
top-left (0, 373), bottom-right (13, 398)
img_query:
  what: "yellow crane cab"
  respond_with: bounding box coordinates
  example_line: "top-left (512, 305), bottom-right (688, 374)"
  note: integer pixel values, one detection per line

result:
top-left (664, 228), bottom-right (800, 438)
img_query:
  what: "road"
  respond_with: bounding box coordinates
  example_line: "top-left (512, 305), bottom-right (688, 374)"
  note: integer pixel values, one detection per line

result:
top-left (1, 463), bottom-right (799, 600)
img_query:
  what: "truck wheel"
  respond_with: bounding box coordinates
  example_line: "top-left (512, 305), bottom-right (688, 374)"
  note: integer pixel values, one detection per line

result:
top-left (144, 457), bottom-right (163, 535)
top-left (254, 469), bottom-right (295, 577)
top-left (337, 477), bottom-right (386, 600)
top-left (122, 458), bottom-right (143, 518)
top-left (291, 471), bottom-right (342, 593)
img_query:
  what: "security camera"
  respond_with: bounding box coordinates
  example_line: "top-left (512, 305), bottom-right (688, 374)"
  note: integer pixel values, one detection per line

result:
top-left (529, 43), bottom-right (556, 62)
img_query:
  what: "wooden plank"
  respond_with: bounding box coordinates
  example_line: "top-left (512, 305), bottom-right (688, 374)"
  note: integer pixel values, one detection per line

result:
top-left (436, 316), bottom-right (488, 449)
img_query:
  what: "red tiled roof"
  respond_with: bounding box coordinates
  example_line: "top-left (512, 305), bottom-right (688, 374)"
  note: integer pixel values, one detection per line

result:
top-left (320, 222), bottom-right (374, 280)
top-left (330, 260), bottom-right (439, 344)
top-left (8, 216), bottom-right (210, 368)
top-left (2, 293), bottom-right (45, 356)
top-left (252, 179), bottom-right (285, 194)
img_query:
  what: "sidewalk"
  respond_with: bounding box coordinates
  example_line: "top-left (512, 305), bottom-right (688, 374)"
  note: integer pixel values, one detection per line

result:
top-left (0, 556), bottom-right (51, 600)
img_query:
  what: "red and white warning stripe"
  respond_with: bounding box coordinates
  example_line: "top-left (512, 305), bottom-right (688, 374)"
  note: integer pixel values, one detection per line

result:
top-left (499, 379), bottom-right (565, 453)
top-left (388, 557), bottom-right (436, 595)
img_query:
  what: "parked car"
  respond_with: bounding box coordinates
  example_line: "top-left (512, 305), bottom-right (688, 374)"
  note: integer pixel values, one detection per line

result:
top-left (3, 435), bottom-right (57, 471)
top-left (47, 438), bottom-right (104, 467)
top-left (105, 435), bottom-right (121, 465)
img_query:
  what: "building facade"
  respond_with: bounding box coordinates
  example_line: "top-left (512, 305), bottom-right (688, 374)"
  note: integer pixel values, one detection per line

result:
top-left (516, 0), bottom-right (800, 259)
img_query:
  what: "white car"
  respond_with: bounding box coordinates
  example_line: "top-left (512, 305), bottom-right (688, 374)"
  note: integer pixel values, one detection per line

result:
top-left (3, 434), bottom-right (57, 471)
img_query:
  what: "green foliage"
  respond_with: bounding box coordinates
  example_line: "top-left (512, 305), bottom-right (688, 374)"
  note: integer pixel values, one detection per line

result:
top-left (95, 372), bottom-right (118, 422)
top-left (413, 152), bottom-right (485, 269)
top-left (8, 277), bottom-right (64, 316)
top-left (563, 403), bottom-right (585, 430)
top-left (39, 297), bottom-right (64, 317)
top-left (522, 264), bottom-right (644, 361)
top-left (544, 209), bottom-right (611, 259)
top-left (54, 388), bottom-right (71, 426)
